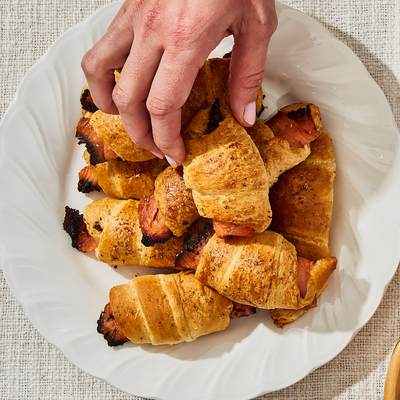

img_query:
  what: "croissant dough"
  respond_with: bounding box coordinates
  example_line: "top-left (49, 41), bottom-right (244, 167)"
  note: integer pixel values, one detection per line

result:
top-left (181, 57), bottom-right (263, 134)
top-left (195, 230), bottom-right (337, 310)
top-left (89, 111), bottom-right (156, 162)
top-left (268, 130), bottom-right (336, 327)
top-left (109, 271), bottom-right (233, 345)
top-left (154, 166), bottom-right (200, 237)
top-left (83, 199), bottom-right (185, 267)
top-left (183, 116), bottom-right (272, 232)
top-left (83, 150), bottom-right (168, 200)
top-left (269, 130), bottom-right (336, 261)
top-left (246, 120), bottom-right (311, 187)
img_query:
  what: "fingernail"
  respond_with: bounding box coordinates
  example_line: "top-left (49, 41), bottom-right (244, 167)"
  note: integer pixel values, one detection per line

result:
top-left (151, 151), bottom-right (164, 159)
top-left (243, 102), bottom-right (256, 125)
top-left (165, 155), bottom-right (179, 168)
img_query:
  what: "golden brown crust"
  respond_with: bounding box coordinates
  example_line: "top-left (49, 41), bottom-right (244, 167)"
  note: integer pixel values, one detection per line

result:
top-left (183, 116), bottom-right (271, 232)
top-left (83, 151), bottom-right (168, 200)
top-left (269, 130), bottom-right (336, 258)
top-left (90, 111), bottom-right (156, 162)
top-left (181, 57), bottom-right (263, 134)
top-left (269, 309), bottom-right (307, 328)
top-left (154, 166), bottom-right (199, 237)
top-left (246, 120), bottom-right (311, 187)
top-left (195, 230), bottom-right (337, 310)
top-left (83, 199), bottom-right (185, 267)
top-left (268, 130), bottom-right (336, 326)
top-left (280, 103), bottom-right (323, 136)
top-left (109, 271), bottom-right (233, 345)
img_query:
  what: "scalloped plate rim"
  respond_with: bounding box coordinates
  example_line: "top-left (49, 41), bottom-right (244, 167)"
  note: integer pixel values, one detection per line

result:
top-left (1, 2), bottom-right (400, 400)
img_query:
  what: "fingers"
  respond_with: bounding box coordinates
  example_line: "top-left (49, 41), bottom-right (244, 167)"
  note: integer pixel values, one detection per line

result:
top-left (112, 40), bottom-right (165, 157)
top-left (229, 0), bottom-right (278, 127)
top-left (146, 50), bottom-right (204, 165)
top-left (81, 5), bottom-right (135, 114)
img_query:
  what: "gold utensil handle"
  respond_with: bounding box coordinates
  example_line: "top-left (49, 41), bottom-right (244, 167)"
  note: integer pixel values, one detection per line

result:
top-left (385, 339), bottom-right (400, 399)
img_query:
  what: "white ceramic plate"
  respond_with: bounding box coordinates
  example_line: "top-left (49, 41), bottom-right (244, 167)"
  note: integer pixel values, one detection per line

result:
top-left (1, 2), bottom-right (400, 399)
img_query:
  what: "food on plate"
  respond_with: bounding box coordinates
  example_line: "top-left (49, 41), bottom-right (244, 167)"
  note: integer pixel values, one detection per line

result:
top-left (180, 56), bottom-right (264, 136)
top-left (268, 129), bottom-right (336, 326)
top-left (80, 150), bottom-right (168, 199)
top-left (176, 228), bottom-right (336, 310)
top-left (153, 166), bottom-right (200, 237)
top-left (138, 166), bottom-right (200, 245)
top-left (64, 53), bottom-right (338, 344)
top-left (76, 116), bottom-right (119, 165)
top-left (246, 103), bottom-right (320, 187)
top-left (80, 84), bottom-right (98, 118)
top-left (63, 206), bottom-right (98, 253)
top-left (266, 103), bottom-right (322, 149)
top-left (64, 199), bottom-right (188, 268)
top-left (175, 223), bottom-right (215, 270)
top-left (97, 270), bottom-right (255, 346)
top-left (138, 194), bottom-right (174, 246)
top-left (89, 110), bottom-right (157, 162)
top-left (269, 130), bottom-right (336, 260)
top-left (77, 165), bottom-right (100, 193)
top-left (183, 115), bottom-right (272, 233)
top-left (182, 102), bottom-right (322, 235)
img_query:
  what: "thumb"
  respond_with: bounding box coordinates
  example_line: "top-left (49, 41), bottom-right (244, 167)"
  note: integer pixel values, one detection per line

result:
top-left (229, 8), bottom-right (277, 126)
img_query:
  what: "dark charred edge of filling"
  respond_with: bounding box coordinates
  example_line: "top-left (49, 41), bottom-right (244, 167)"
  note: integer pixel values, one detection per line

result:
top-left (229, 302), bottom-right (257, 319)
top-left (63, 206), bottom-right (85, 250)
top-left (75, 118), bottom-right (107, 166)
top-left (87, 142), bottom-right (107, 166)
top-left (141, 233), bottom-right (171, 247)
top-left (97, 308), bottom-right (128, 347)
top-left (206, 98), bottom-right (223, 135)
top-left (80, 88), bottom-right (99, 114)
top-left (257, 95), bottom-right (266, 118)
top-left (286, 104), bottom-right (311, 120)
top-left (78, 178), bottom-right (101, 193)
top-left (223, 51), bottom-right (232, 59)
top-left (75, 118), bottom-right (90, 144)
top-left (175, 223), bottom-right (215, 266)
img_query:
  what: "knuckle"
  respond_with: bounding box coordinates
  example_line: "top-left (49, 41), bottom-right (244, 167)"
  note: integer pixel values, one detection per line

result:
top-left (154, 133), bottom-right (178, 150)
top-left (140, 4), bottom-right (162, 37)
top-left (132, 135), bottom-right (150, 148)
top-left (81, 50), bottom-right (102, 77)
top-left (258, 9), bottom-right (278, 35)
top-left (112, 84), bottom-right (132, 112)
top-left (232, 69), bottom-right (265, 92)
top-left (146, 95), bottom-right (175, 119)
top-left (244, 70), bottom-right (265, 90)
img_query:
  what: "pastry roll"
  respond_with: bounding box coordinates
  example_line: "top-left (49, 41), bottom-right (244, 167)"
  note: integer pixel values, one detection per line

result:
top-left (268, 130), bottom-right (336, 327)
top-left (181, 56), bottom-right (263, 135)
top-left (107, 271), bottom-right (233, 345)
top-left (246, 120), bottom-right (311, 187)
top-left (154, 166), bottom-right (200, 237)
top-left (90, 110), bottom-right (156, 162)
top-left (183, 116), bottom-right (272, 233)
top-left (83, 199), bottom-right (185, 268)
top-left (195, 230), bottom-right (337, 310)
top-left (83, 150), bottom-right (168, 200)
top-left (269, 130), bottom-right (336, 261)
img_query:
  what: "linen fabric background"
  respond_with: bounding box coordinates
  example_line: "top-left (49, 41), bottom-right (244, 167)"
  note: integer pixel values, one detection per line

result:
top-left (1, 0), bottom-right (399, 399)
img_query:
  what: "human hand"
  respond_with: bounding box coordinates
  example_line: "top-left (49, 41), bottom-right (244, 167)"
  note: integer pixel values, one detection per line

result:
top-left (81, 0), bottom-right (277, 167)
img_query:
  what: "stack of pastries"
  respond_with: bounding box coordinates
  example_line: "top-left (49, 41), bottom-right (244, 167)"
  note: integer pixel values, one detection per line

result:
top-left (64, 55), bottom-right (337, 346)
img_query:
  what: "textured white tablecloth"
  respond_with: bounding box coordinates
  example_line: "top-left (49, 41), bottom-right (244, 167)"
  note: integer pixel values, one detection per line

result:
top-left (1, 1), bottom-right (399, 399)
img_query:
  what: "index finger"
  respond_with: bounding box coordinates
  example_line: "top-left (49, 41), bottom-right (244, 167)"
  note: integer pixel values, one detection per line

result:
top-left (81, 8), bottom-right (135, 114)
